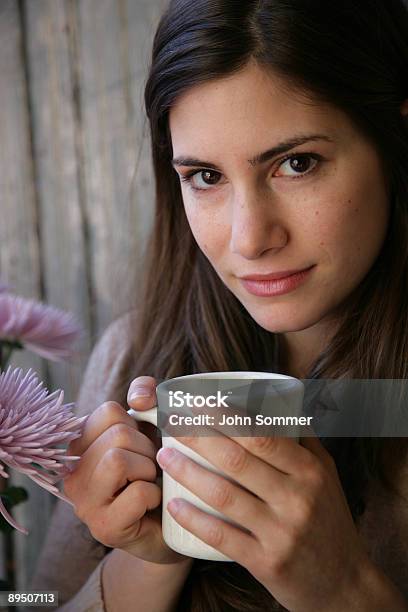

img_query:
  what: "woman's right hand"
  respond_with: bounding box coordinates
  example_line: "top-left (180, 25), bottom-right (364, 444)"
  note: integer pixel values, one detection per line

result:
top-left (62, 375), bottom-right (190, 565)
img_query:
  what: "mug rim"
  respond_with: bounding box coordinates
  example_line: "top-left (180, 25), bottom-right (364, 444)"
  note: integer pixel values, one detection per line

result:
top-left (156, 371), bottom-right (304, 392)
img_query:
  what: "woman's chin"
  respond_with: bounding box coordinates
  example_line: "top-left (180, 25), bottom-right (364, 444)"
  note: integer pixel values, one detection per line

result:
top-left (244, 306), bottom-right (321, 335)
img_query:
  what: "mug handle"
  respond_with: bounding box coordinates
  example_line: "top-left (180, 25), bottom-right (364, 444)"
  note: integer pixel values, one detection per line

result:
top-left (127, 407), bottom-right (162, 487)
top-left (127, 407), bottom-right (158, 427)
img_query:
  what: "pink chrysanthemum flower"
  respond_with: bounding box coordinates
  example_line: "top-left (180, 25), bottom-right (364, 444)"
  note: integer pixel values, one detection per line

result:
top-left (0, 366), bottom-right (87, 535)
top-left (0, 293), bottom-right (82, 361)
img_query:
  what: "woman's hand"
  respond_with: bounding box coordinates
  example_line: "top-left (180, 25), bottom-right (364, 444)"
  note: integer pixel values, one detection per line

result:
top-left (155, 422), bottom-right (382, 611)
top-left (62, 376), bottom-right (190, 565)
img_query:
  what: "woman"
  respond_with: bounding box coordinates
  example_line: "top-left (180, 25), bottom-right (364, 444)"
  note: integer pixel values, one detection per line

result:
top-left (30, 0), bottom-right (408, 610)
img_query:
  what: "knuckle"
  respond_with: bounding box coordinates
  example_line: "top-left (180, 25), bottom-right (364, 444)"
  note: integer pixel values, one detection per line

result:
top-left (206, 522), bottom-right (224, 548)
top-left (104, 447), bottom-right (127, 473)
top-left (131, 480), bottom-right (158, 510)
top-left (293, 496), bottom-right (315, 527)
top-left (221, 445), bottom-right (248, 474)
top-left (130, 479), bottom-right (146, 499)
top-left (98, 401), bottom-right (123, 421)
top-left (108, 422), bottom-right (133, 447)
top-left (208, 481), bottom-right (234, 510)
top-left (259, 537), bottom-right (294, 581)
top-left (251, 551), bottom-right (278, 583)
top-left (306, 463), bottom-right (326, 491)
top-left (250, 435), bottom-right (278, 454)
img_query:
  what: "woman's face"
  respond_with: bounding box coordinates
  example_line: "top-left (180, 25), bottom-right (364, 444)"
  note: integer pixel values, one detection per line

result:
top-left (169, 62), bottom-right (390, 334)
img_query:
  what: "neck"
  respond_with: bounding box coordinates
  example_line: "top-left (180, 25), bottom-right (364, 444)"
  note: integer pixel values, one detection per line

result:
top-left (278, 319), bottom-right (338, 379)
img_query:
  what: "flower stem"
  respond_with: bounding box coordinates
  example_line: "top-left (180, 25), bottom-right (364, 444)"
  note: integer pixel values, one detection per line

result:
top-left (0, 340), bottom-right (24, 371)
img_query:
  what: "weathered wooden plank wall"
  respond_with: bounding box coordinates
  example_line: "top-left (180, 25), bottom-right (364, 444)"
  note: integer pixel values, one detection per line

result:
top-left (0, 0), bottom-right (47, 597)
top-left (0, 0), bottom-right (166, 595)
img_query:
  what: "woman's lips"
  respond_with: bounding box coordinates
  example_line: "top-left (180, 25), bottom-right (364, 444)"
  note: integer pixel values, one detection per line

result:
top-left (239, 266), bottom-right (315, 297)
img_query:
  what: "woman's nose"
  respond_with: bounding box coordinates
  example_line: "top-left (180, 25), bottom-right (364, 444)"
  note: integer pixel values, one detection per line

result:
top-left (229, 197), bottom-right (288, 259)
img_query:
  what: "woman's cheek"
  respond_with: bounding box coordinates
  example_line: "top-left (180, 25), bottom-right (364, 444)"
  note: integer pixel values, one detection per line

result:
top-left (184, 198), bottom-right (227, 259)
top-left (193, 225), bottom-right (226, 261)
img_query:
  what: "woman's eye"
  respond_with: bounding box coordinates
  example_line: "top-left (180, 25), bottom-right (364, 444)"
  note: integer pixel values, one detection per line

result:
top-left (180, 169), bottom-right (221, 191)
top-left (179, 152), bottom-right (322, 192)
top-left (276, 153), bottom-right (321, 178)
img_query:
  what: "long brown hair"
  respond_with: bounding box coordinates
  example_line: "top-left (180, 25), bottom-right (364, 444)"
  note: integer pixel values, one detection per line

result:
top-left (112, 0), bottom-right (408, 609)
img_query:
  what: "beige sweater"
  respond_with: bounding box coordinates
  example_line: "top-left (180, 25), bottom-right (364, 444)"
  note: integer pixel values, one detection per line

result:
top-left (28, 314), bottom-right (408, 611)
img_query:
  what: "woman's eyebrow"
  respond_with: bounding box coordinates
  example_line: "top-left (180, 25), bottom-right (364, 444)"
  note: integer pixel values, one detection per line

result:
top-left (171, 133), bottom-right (334, 169)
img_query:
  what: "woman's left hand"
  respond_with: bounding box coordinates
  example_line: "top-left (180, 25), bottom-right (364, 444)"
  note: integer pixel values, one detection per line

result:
top-left (156, 424), bottom-right (377, 612)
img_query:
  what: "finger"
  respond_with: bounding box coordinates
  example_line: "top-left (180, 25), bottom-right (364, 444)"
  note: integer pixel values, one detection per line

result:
top-left (109, 480), bottom-right (162, 528)
top-left (171, 431), bottom-right (294, 505)
top-left (156, 446), bottom-right (270, 536)
top-left (231, 435), bottom-right (317, 475)
top-left (175, 414), bottom-right (316, 475)
top-left (126, 377), bottom-right (162, 448)
top-left (127, 376), bottom-right (157, 410)
top-left (92, 481), bottom-right (162, 548)
top-left (85, 448), bottom-right (158, 507)
top-left (166, 497), bottom-right (258, 568)
top-left (174, 426), bottom-right (314, 476)
top-left (108, 480), bottom-right (163, 554)
top-left (68, 401), bottom-right (139, 456)
top-left (66, 422), bottom-right (158, 489)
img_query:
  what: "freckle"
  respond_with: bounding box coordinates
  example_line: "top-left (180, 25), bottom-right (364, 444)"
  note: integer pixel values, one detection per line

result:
top-left (348, 199), bottom-right (351, 203)
top-left (319, 241), bottom-right (325, 247)
top-left (314, 210), bottom-right (319, 216)
top-left (354, 208), bottom-right (359, 213)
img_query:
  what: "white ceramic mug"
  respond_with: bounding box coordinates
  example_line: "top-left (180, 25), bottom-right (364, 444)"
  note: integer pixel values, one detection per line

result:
top-left (127, 371), bottom-right (304, 561)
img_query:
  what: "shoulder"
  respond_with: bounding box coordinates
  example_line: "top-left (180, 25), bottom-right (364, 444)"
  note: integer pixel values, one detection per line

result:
top-left (76, 309), bottom-right (139, 417)
top-left (92, 309), bottom-right (138, 353)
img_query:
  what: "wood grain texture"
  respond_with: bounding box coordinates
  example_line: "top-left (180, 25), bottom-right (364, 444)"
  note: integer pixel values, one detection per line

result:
top-left (0, 0), bottom-right (52, 597)
top-left (74, 0), bottom-right (161, 331)
top-left (23, 0), bottom-right (92, 394)
top-left (0, 0), bottom-right (166, 593)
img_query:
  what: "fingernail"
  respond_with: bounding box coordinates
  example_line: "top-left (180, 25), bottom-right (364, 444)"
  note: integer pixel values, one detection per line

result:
top-left (128, 386), bottom-right (152, 401)
top-left (156, 447), bottom-right (176, 467)
top-left (168, 498), bottom-right (183, 513)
